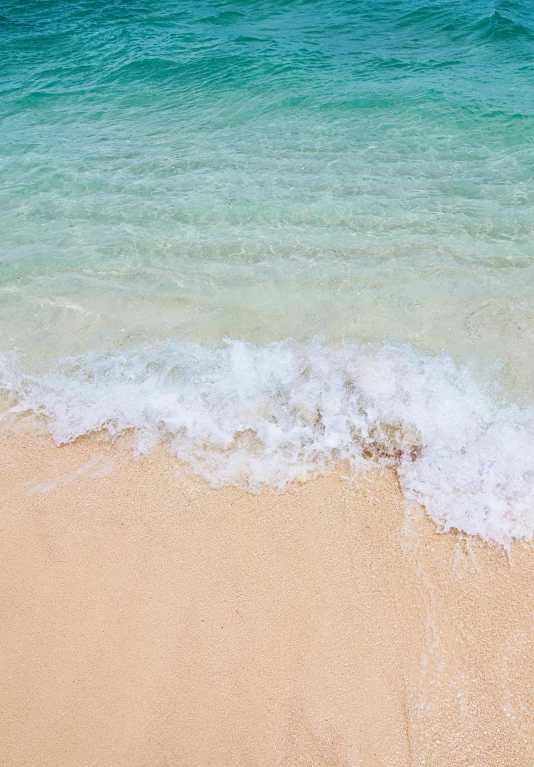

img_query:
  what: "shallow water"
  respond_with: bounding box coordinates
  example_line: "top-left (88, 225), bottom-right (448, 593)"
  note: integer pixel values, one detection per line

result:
top-left (1, 0), bottom-right (534, 539)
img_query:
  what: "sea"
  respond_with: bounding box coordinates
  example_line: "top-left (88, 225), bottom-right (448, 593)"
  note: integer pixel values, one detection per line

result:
top-left (1, 0), bottom-right (534, 542)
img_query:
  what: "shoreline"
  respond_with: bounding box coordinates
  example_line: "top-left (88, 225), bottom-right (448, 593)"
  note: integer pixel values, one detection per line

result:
top-left (1, 433), bottom-right (533, 765)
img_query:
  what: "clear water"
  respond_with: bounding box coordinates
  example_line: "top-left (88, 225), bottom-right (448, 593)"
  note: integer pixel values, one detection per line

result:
top-left (1, 0), bottom-right (534, 540)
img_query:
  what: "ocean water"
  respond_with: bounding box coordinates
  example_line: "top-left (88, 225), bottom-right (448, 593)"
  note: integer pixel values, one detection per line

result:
top-left (1, 0), bottom-right (534, 541)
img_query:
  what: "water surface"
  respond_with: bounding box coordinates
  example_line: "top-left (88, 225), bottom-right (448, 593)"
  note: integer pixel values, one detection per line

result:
top-left (2, 0), bottom-right (534, 540)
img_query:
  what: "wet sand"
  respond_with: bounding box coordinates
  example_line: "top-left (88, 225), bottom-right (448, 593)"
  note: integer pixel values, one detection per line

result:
top-left (0, 434), bottom-right (533, 766)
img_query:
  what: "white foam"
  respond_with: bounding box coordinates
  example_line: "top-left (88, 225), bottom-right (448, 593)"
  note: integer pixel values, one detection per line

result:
top-left (1, 339), bottom-right (533, 543)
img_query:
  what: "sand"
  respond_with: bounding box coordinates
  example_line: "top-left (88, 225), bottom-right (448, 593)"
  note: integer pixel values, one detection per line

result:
top-left (0, 433), bottom-right (533, 766)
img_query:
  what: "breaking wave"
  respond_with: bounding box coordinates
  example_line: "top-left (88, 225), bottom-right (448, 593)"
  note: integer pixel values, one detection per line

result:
top-left (2, 339), bottom-right (534, 544)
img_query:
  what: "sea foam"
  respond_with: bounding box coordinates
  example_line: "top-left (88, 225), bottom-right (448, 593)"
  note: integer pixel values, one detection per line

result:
top-left (1, 339), bottom-right (533, 544)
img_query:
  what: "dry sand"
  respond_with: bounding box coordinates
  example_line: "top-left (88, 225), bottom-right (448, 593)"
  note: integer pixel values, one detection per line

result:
top-left (0, 433), bottom-right (533, 766)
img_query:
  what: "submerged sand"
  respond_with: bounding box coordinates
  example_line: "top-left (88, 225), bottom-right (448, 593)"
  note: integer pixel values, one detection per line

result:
top-left (0, 434), bottom-right (533, 766)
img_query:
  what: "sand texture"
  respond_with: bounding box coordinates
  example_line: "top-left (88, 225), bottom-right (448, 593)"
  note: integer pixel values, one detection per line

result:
top-left (0, 434), bottom-right (533, 766)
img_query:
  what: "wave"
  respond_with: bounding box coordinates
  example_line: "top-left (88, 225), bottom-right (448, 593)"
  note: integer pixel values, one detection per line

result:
top-left (2, 339), bottom-right (533, 544)
top-left (473, 9), bottom-right (534, 42)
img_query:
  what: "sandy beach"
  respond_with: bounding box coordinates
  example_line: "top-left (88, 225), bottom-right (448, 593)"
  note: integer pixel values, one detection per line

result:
top-left (3, 0), bottom-right (534, 764)
top-left (0, 433), bottom-right (532, 766)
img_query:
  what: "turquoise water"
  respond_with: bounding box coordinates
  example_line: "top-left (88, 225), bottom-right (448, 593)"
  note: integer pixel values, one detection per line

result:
top-left (1, 0), bottom-right (534, 540)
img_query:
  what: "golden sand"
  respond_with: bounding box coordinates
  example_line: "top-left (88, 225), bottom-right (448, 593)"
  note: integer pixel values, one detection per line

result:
top-left (0, 434), bottom-right (533, 766)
